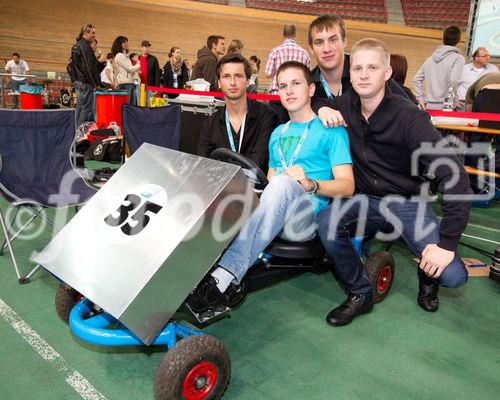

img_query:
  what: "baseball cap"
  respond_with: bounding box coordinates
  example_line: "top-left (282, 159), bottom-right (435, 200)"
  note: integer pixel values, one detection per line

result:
top-left (141, 40), bottom-right (152, 47)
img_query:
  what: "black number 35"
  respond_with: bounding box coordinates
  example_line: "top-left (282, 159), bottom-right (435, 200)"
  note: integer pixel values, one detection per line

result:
top-left (104, 194), bottom-right (162, 236)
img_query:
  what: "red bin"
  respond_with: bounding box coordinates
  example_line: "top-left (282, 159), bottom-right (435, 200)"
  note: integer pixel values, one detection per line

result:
top-left (95, 90), bottom-right (128, 132)
top-left (20, 93), bottom-right (43, 109)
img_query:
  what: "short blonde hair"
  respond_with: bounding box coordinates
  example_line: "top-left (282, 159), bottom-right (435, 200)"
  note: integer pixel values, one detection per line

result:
top-left (350, 38), bottom-right (390, 67)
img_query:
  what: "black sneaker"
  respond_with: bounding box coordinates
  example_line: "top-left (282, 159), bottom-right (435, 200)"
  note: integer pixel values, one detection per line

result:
top-left (325, 294), bottom-right (374, 327)
top-left (186, 276), bottom-right (225, 313)
top-left (223, 280), bottom-right (248, 308)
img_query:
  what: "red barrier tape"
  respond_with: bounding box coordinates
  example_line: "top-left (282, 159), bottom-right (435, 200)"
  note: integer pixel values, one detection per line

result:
top-left (426, 109), bottom-right (500, 122)
top-left (146, 87), bottom-right (500, 121)
top-left (146, 86), bottom-right (280, 101)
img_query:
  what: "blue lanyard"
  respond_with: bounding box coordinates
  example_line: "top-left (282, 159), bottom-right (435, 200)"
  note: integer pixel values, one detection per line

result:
top-left (276, 118), bottom-right (314, 173)
top-left (319, 74), bottom-right (341, 100)
top-left (225, 108), bottom-right (246, 153)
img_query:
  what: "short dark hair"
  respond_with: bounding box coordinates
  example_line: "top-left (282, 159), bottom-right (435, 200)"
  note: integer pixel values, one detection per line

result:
top-left (390, 54), bottom-right (408, 85)
top-left (12, 52), bottom-right (20, 58)
top-left (276, 61), bottom-right (313, 86)
top-left (308, 14), bottom-right (346, 46)
top-left (443, 26), bottom-right (461, 46)
top-left (106, 52), bottom-right (114, 60)
top-left (111, 36), bottom-right (128, 56)
top-left (207, 35), bottom-right (225, 49)
top-left (216, 53), bottom-right (252, 79)
top-left (283, 24), bottom-right (296, 38)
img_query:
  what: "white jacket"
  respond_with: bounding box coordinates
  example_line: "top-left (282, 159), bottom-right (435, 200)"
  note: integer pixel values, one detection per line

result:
top-left (114, 52), bottom-right (140, 84)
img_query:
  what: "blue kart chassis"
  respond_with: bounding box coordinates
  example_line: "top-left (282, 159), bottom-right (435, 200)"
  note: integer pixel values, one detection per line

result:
top-left (68, 238), bottom-right (366, 348)
top-left (69, 298), bottom-right (202, 348)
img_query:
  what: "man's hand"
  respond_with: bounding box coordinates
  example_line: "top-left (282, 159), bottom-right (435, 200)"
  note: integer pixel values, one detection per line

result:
top-left (318, 107), bottom-right (347, 129)
top-left (284, 165), bottom-right (313, 191)
top-left (419, 244), bottom-right (455, 278)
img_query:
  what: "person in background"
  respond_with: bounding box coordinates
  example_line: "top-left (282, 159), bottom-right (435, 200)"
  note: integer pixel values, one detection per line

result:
top-left (456, 47), bottom-right (498, 110)
top-left (265, 24), bottom-right (311, 94)
top-left (390, 54), bottom-right (418, 104)
top-left (412, 25), bottom-right (464, 110)
top-left (227, 39), bottom-right (244, 55)
top-left (112, 35), bottom-right (140, 105)
top-left (247, 55), bottom-right (260, 93)
top-left (5, 52), bottom-right (30, 93)
top-left (100, 53), bottom-right (116, 89)
top-left (191, 35), bottom-right (226, 90)
top-left (161, 47), bottom-right (190, 96)
top-left (69, 24), bottom-right (106, 127)
top-left (130, 53), bottom-right (141, 104)
top-left (139, 40), bottom-right (161, 104)
top-left (184, 59), bottom-right (192, 79)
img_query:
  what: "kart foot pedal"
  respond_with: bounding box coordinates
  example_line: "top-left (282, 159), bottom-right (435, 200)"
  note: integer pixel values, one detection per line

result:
top-left (185, 303), bottom-right (231, 324)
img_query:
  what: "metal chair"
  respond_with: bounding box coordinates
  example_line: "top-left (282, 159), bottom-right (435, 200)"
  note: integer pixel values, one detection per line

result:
top-left (0, 109), bottom-right (97, 283)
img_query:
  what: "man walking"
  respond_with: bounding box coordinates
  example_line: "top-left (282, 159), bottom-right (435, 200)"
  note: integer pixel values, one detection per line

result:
top-left (139, 40), bottom-right (161, 104)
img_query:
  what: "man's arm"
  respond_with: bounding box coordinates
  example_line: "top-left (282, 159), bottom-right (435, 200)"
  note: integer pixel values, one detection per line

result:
top-left (412, 63), bottom-right (426, 108)
top-left (204, 60), bottom-right (218, 90)
top-left (406, 112), bottom-right (472, 277)
top-left (264, 51), bottom-right (276, 79)
top-left (448, 56), bottom-right (465, 104)
top-left (197, 118), bottom-right (216, 157)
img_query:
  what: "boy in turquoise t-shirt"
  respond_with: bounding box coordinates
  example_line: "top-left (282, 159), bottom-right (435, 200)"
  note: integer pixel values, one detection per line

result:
top-left (187, 61), bottom-right (354, 313)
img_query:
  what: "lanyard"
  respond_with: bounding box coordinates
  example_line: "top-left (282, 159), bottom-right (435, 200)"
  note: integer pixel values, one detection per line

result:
top-left (276, 118), bottom-right (314, 173)
top-left (320, 73), bottom-right (341, 100)
top-left (225, 108), bottom-right (246, 153)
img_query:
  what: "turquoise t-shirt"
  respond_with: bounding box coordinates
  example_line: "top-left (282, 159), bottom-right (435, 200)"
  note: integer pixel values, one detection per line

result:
top-left (268, 117), bottom-right (352, 214)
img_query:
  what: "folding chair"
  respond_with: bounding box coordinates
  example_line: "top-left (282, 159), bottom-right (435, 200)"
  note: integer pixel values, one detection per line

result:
top-left (0, 109), bottom-right (97, 283)
top-left (122, 104), bottom-right (181, 155)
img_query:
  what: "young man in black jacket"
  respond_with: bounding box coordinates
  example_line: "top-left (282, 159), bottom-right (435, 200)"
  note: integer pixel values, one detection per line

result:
top-left (308, 14), bottom-right (413, 128)
top-left (139, 40), bottom-right (160, 104)
top-left (317, 38), bottom-right (472, 326)
top-left (70, 24), bottom-right (106, 127)
top-left (197, 54), bottom-right (279, 172)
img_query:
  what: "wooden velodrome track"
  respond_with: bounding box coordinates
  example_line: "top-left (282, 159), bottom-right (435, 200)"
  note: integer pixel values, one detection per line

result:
top-left (0, 0), bottom-right (457, 89)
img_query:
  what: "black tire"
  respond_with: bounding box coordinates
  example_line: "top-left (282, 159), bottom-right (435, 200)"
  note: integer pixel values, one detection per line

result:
top-left (55, 282), bottom-right (81, 324)
top-left (154, 334), bottom-right (231, 400)
top-left (365, 251), bottom-right (395, 303)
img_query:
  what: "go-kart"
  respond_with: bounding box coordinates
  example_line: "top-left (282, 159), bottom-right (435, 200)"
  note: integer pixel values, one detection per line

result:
top-left (49, 145), bottom-right (395, 400)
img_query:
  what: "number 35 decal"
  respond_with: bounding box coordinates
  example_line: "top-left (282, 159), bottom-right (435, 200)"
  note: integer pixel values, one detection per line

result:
top-left (104, 193), bottom-right (163, 236)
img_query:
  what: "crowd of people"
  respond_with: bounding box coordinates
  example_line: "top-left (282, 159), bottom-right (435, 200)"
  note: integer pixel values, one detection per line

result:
top-left (4, 13), bottom-right (498, 327)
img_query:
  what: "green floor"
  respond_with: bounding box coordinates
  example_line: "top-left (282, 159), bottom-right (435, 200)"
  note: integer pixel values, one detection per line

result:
top-left (0, 189), bottom-right (499, 399)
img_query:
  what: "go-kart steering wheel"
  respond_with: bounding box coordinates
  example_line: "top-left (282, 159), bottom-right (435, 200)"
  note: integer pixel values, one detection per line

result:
top-left (210, 148), bottom-right (269, 192)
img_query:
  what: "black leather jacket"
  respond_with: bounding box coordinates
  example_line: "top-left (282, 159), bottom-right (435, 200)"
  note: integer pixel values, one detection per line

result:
top-left (70, 38), bottom-right (104, 87)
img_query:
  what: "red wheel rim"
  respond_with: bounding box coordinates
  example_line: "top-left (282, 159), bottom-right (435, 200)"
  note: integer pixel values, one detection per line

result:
top-left (182, 361), bottom-right (217, 400)
top-left (377, 266), bottom-right (392, 293)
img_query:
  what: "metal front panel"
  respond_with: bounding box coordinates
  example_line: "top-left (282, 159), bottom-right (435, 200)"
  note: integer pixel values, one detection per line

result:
top-left (35, 143), bottom-right (258, 344)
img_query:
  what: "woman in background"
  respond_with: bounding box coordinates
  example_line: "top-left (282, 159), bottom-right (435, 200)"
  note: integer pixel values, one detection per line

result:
top-left (247, 55), bottom-right (260, 93)
top-left (161, 47), bottom-right (189, 96)
top-left (390, 54), bottom-right (418, 104)
top-left (111, 36), bottom-right (140, 104)
top-left (227, 39), bottom-right (244, 55)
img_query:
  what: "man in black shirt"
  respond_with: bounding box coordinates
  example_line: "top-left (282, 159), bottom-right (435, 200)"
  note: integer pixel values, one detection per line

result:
top-left (197, 54), bottom-right (279, 172)
top-left (307, 14), bottom-right (412, 128)
top-left (317, 38), bottom-right (472, 326)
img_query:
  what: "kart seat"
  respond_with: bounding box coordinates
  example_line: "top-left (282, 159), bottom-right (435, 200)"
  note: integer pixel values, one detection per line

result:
top-left (265, 236), bottom-right (325, 259)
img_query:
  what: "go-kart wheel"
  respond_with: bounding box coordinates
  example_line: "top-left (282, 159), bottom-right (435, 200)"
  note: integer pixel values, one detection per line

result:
top-left (55, 282), bottom-right (82, 323)
top-left (365, 251), bottom-right (395, 303)
top-left (210, 148), bottom-right (268, 192)
top-left (154, 334), bottom-right (231, 400)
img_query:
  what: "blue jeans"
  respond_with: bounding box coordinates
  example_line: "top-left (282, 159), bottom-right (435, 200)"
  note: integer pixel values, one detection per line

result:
top-left (74, 81), bottom-right (95, 128)
top-left (119, 83), bottom-right (137, 106)
top-left (219, 175), bottom-right (316, 282)
top-left (317, 195), bottom-right (468, 295)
